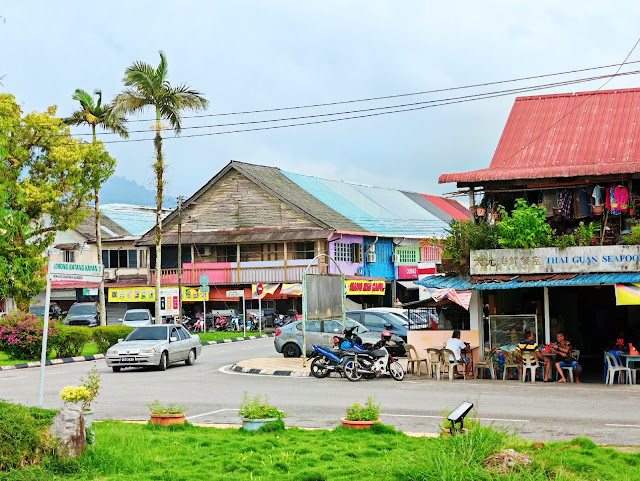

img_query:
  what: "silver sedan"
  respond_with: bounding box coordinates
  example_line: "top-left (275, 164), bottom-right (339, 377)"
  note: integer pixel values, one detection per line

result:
top-left (105, 325), bottom-right (202, 372)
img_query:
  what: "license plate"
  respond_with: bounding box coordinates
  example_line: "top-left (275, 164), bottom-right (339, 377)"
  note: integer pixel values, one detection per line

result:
top-left (120, 357), bottom-right (135, 362)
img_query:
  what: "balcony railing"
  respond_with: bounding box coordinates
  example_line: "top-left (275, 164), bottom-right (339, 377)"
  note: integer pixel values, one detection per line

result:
top-left (150, 263), bottom-right (320, 286)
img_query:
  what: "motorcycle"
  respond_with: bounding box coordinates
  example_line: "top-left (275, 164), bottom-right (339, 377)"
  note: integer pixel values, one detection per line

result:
top-left (342, 331), bottom-right (405, 382)
top-left (308, 326), bottom-right (368, 379)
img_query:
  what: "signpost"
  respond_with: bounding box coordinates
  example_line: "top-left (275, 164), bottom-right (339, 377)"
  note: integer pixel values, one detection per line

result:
top-left (39, 261), bottom-right (103, 406)
top-left (227, 289), bottom-right (246, 336)
top-left (257, 283), bottom-right (263, 334)
top-left (199, 275), bottom-right (209, 332)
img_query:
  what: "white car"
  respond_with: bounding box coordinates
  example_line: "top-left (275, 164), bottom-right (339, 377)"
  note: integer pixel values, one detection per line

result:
top-left (120, 309), bottom-right (154, 327)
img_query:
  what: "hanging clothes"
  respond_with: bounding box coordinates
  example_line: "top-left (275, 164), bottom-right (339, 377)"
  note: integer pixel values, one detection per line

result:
top-left (614, 185), bottom-right (629, 212)
top-left (592, 184), bottom-right (603, 206)
top-left (574, 188), bottom-right (591, 218)
top-left (557, 189), bottom-right (572, 218)
top-left (610, 187), bottom-right (620, 215)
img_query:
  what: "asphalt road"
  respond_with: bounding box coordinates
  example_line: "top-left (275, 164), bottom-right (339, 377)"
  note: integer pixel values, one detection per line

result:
top-left (2, 338), bottom-right (639, 445)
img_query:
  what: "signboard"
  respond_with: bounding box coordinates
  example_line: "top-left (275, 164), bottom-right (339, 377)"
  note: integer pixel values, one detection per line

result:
top-left (471, 245), bottom-right (640, 275)
top-left (256, 283), bottom-right (263, 295)
top-left (199, 274), bottom-right (209, 286)
top-left (345, 279), bottom-right (386, 295)
top-left (49, 262), bottom-right (103, 282)
top-left (108, 286), bottom-right (207, 302)
top-left (199, 286), bottom-right (210, 294)
top-left (397, 265), bottom-right (419, 280)
top-left (82, 288), bottom-right (98, 296)
top-left (226, 289), bottom-right (244, 298)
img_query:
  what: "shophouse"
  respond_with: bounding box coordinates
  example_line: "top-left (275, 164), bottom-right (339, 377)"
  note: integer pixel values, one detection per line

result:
top-left (418, 88), bottom-right (640, 369)
top-left (135, 161), bottom-right (469, 320)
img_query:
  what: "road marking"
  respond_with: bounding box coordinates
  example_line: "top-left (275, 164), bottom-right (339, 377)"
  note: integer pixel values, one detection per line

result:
top-left (186, 408), bottom-right (239, 420)
top-left (605, 423), bottom-right (640, 428)
top-left (0, 376), bottom-right (24, 381)
top-left (381, 413), bottom-right (529, 423)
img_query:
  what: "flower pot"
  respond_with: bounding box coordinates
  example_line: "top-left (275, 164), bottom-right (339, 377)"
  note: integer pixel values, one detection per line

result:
top-left (552, 207), bottom-right (562, 216)
top-left (490, 213), bottom-right (500, 220)
top-left (149, 413), bottom-right (186, 426)
top-left (241, 418), bottom-right (279, 431)
top-left (341, 419), bottom-right (380, 429)
top-left (83, 410), bottom-right (95, 445)
top-left (591, 205), bottom-right (603, 215)
top-left (476, 208), bottom-right (486, 217)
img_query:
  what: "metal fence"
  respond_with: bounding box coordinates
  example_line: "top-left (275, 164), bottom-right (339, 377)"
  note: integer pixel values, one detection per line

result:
top-left (407, 306), bottom-right (470, 331)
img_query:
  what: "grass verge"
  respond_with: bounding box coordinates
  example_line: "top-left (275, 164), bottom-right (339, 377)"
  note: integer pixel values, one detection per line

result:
top-left (198, 331), bottom-right (265, 342)
top-left (1, 421), bottom-right (638, 480)
top-left (0, 343), bottom-right (99, 366)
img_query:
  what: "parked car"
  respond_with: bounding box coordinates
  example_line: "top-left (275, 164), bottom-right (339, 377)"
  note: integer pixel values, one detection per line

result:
top-left (274, 318), bottom-right (405, 358)
top-left (105, 324), bottom-right (202, 372)
top-left (29, 302), bottom-right (63, 320)
top-left (345, 310), bottom-right (409, 341)
top-left (120, 309), bottom-right (154, 327)
top-left (63, 302), bottom-right (99, 327)
top-left (365, 307), bottom-right (438, 329)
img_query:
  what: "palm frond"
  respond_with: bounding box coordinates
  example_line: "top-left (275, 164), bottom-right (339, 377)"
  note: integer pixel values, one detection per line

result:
top-left (158, 103), bottom-right (183, 133)
top-left (103, 103), bottom-right (129, 139)
top-left (123, 60), bottom-right (158, 94)
top-left (71, 89), bottom-right (95, 110)
top-left (171, 84), bottom-right (209, 111)
top-left (112, 88), bottom-right (153, 116)
top-left (156, 50), bottom-right (169, 84)
top-left (61, 110), bottom-right (88, 127)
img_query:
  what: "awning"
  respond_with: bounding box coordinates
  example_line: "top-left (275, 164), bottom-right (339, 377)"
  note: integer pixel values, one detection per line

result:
top-left (415, 273), bottom-right (640, 290)
top-left (397, 280), bottom-right (421, 290)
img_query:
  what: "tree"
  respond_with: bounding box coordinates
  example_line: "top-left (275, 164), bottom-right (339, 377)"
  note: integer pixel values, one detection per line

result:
top-left (495, 198), bottom-right (553, 249)
top-left (63, 89), bottom-right (127, 326)
top-left (113, 51), bottom-right (208, 323)
top-left (0, 94), bottom-right (116, 311)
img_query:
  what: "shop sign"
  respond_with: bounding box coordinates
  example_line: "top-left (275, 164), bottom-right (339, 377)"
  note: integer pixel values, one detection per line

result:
top-left (471, 245), bottom-right (640, 275)
top-left (49, 262), bottom-right (103, 282)
top-left (398, 265), bottom-right (419, 279)
top-left (108, 286), bottom-right (207, 303)
top-left (345, 280), bottom-right (386, 295)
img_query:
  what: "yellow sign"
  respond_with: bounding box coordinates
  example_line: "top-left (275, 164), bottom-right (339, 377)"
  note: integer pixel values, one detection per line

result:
top-left (615, 283), bottom-right (640, 305)
top-left (108, 286), bottom-right (208, 302)
top-left (345, 280), bottom-right (386, 295)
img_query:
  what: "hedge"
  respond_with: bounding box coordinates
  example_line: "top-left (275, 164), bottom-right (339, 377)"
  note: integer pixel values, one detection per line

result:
top-left (92, 326), bottom-right (133, 353)
top-left (49, 325), bottom-right (93, 358)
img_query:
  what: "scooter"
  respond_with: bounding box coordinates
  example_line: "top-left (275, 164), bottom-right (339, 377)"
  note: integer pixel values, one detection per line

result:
top-left (308, 326), bottom-right (368, 379)
top-left (342, 333), bottom-right (405, 382)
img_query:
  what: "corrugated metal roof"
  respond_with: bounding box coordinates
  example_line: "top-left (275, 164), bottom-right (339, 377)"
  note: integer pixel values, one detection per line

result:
top-left (439, 88), bottom-right (640, 184)
top-left (100, 204), bottom-right (170, 236)
top-left (418, 194), bottom-right (471, 220)
top-left (281, 171), bottom-right (451, 237)
top-left (75, 208), bottom-right (130, 240)
top-left (416, 272), bottom-right (640, 289)
top-left (136, 227), bottom-right (333, 246)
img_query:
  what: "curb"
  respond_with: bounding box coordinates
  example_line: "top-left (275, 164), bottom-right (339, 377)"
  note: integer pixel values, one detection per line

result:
top-left (229, 363), bottom-right (313, 377)
top-left (0, 334), bottom-right (274, 372)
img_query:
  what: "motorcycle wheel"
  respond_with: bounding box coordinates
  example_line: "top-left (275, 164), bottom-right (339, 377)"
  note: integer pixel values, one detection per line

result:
top-left (389, 361), bottom-right (405, 381)
top-left (343, 360), bottom-right (363, 382)
top-left (310, 360), bottom-right (330, 378)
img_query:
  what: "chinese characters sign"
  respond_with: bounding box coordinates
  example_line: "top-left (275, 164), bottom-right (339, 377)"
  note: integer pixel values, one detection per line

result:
top-left (471, 246), bottom-right (640, 275)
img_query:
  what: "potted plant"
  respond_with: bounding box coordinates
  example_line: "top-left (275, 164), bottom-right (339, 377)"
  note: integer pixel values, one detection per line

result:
top-left (238, 392), bottom-right (287, 431)
top-left (60, 364), bottom-right (101, 444)
top-left (341, 397), bottom-right (380, 429)
top-left (146, 400), bottom-right (187, 426)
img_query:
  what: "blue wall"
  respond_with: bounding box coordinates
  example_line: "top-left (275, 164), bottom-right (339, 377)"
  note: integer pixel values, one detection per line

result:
top-left (364, 238), bottom-right (394, 280)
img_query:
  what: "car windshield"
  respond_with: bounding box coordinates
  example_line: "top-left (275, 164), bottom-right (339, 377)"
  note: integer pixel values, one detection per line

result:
top-left (68, 305), bottom-right (97, 316)
top-left (125, 326), bottom-right (168, 341)
top-left (383, 313), bottom-right (409, 326)
top-left (124, 311), bottom-right (150, 321)
top-left (343, 318), bottom-right (370, 333)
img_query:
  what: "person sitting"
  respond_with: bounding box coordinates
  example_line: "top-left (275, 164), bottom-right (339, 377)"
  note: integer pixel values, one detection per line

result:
top-left (552, 332), bottom-right (580, 383)
top-left (515, 330), bottom-right (551, 382)
top-left (444, 329), bottom-right (473, 379)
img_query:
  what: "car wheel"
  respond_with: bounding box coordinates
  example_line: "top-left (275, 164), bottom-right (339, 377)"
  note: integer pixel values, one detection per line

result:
top-left (282, 343), bottom-right (301, 358)
top-left (112, 366), bottom-right (121, 372)
top-left (158, 352), bottom-right (168, 371)
top-left (185, 349), bottom-right (196, 366)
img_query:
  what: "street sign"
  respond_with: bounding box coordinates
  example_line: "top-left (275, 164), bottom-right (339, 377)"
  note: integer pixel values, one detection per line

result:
top-left (49, 262), bottom-right (103, 282)
top-left (257, 283), bottom-right (263, 295)
top-left (199, 274), bottom-right (209, 286)
top-left (199, 286), bottom-right (210, 294)
top-left (226, 290), bottom-right (244, 298)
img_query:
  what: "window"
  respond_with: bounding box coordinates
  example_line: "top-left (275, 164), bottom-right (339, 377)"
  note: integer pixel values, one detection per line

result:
top-left (63, 250), bottom-right (75, 263)
top-left (420, 245), bottom-right (441, 262)
top-left (293, 241), bottom-right (315, 260)
top-left (262, 243), bottom-right (283, 261)
top-left (333, 242), bottom-right (351, 262)
top-left (139, 250), bottom-right (147, 268)
top-left (323, 320), bottom-right (343, 333)
top-left (295, 320), bottom-right (322, 332)
top-left (215, 245), bottom-right (237, 263)
top-left (102, 249), bottom-right (139, 268)
top-left (240, 244), bottom-right (262, 262)
top-left (397, 248), bottom-right (418, 264)
top-left (363, 313), bottom-right (386, 328)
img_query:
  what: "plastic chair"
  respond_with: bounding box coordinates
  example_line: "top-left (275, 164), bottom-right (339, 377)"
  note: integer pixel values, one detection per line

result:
top-left (475, 348), bottom-right (497, 380)
top-left (404, 344), bottom-right (427, 377)
top-left (605, 351), bottom-right (632, 385)
top-left (502, 351), bottom-right (520, 380)
top-left (441, 348), bottom-right (466, 381)
top-left (559, 350), bottom-right (580, 383)
top-left (426, 348), bottom-right (442, 380)
top-left (520, 350), bottom-right (540, 383)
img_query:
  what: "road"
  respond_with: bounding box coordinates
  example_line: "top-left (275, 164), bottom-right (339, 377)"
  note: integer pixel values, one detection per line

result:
top-left (1, 338), bottom-right (639, 445)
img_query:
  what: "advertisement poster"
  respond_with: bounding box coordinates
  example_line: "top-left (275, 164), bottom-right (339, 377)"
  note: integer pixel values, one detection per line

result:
top-left (344, 280), bottom-right (386, 295)
top-left (108, 286), bottom-right (207, 303)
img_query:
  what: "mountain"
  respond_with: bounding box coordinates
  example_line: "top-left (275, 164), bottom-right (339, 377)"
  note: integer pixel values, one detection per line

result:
top-left (99, 176), bottom-right (157, 206)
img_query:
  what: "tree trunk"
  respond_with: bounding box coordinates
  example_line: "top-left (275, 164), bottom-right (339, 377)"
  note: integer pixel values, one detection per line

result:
top-left (154, 113), bottom-right (163, 324)
top-left (95, 189), bottom-right (107, 326)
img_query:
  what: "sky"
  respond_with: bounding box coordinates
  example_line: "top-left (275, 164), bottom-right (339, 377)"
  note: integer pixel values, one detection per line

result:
top-left (3, 2), bottom-right (640, 205)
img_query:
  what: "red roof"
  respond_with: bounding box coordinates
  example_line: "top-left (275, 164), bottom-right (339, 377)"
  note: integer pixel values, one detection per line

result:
top-left (440, 88), bottom-right (640, 184)
top-left (420, 194), bottom-right (470, 220)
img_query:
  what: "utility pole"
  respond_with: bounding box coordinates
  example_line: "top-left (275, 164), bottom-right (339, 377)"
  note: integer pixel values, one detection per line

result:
top-left (177, 196), bottom-right (183, 323)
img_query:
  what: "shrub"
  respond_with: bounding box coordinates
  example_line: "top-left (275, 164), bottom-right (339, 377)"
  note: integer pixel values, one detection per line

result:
top-left (238, 392), bottom-right (286, 420)
top-left (345, 397), bottom-right (380, 421)
top-left (59, 365), bottom-right (101, 412)
top-left (0, 311), bottom-right (57, 360)
top-left (495, 199), bottom-right (553, 248)
top-left (0, 400), bottom-right (56, 471)
top-left (48, 325), bottom-right (92, 358)
top-left (146, 400), bottom-right (187, 415)
top-left (92, 326), bottom-right (133, 353)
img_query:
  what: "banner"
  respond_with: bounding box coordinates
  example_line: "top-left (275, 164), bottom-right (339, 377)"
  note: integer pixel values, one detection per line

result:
top-left (426, 288), bottom-right (472, 310)
top-left (281, 283), bottom-right (302, 296)
top-left (344, 280), bottom-right (385, 295)
top-left (251, 283), bottom-right (280, 298)
top-left (615, 283), bottom-right (640, 305)
top-left (108, 286), bottom-right (208, 303)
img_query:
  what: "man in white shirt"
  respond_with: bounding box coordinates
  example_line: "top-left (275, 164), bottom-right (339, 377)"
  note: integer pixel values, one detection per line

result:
top-left (444, 329), bottom-right (473, 379)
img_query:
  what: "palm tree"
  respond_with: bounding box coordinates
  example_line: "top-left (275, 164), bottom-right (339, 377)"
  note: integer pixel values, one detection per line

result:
top-left (64, 89), bottom-right (128, 326)
top-left (113, 51), bottom-right (208, 323)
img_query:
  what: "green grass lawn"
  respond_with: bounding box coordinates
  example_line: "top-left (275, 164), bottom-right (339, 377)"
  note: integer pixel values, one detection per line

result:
top-left (1, 421), bottom-right (638, 480)
top-left (198, 331), bottom-right (265, 342)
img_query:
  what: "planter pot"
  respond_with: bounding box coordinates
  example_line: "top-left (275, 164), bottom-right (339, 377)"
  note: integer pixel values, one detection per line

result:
top-left (341, 419), bottom-right (380, 429)
top-left (476, 208), bottom-right (486, 217)
top-left (552, 207), bottom-right (562, 216)
top-left (149, 413), bottom-right (186, 426)
top-left (592, 205), bottom-right (603, 215)
top-left (241, 418), bottom-right (279, 431)
top-left (83, 410), bottom-right (95, 445)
